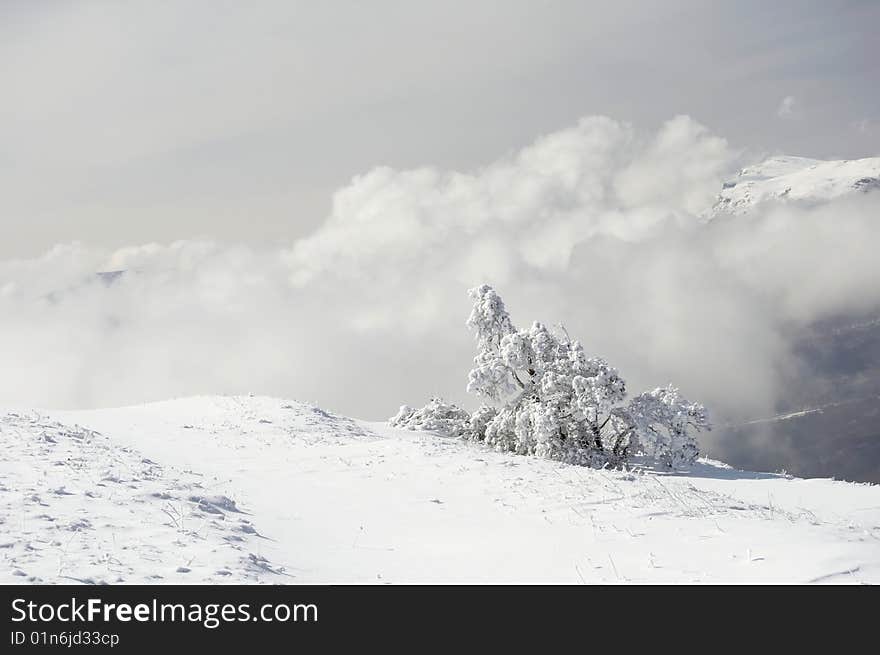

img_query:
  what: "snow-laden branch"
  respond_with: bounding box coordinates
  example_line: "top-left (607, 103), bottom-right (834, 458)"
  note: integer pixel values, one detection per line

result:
top-left (393, 285), bottom-right (710, 469)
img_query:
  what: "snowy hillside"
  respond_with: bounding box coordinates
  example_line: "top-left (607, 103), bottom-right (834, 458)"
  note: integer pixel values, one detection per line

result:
top-left (3, 395), bottom-right (879, 584)
top-left (707, 155), bottom-right (880, 217)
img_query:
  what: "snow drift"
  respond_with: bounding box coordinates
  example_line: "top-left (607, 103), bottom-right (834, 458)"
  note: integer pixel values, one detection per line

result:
top-left (2, 395), bottom-right (878, 584)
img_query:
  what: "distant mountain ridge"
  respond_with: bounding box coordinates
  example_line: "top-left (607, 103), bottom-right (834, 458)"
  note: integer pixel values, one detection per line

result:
top-left (706, 155), bottom-right (880, 218)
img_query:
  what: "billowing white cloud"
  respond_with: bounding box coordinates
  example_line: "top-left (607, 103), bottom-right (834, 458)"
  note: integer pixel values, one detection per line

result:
top-left (777, 95), bottom-right (798, 119)
top-left (2, 116), bottom-right (879, 468)
top-left (4, 3), bottom-right (880, 262)
top-left (289, 116), bottom-right (733, 292)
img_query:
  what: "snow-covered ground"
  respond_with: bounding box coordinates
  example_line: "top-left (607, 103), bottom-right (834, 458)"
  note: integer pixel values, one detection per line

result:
top-left (2, 395), bottom-right (879, 584)
top-left (707, 155), bottom-right (880, 218)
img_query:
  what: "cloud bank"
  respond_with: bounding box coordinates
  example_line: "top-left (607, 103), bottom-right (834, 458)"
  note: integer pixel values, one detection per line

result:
top-left (2, 115), bottom-right (880, 464)
top-left (777, 95), bottom-right (798, 119)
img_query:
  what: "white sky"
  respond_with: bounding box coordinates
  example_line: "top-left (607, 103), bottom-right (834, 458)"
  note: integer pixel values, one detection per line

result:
top-left (2, 0), bottom-right (878, 257)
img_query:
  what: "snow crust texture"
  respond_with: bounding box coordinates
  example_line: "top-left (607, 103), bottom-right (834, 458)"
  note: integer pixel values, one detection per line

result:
top-left (3, 396), bottom-right (879, 584)
top-left (707, 156), bottom-right (880, 218)
top-left (0, 411), bottom-right (281, 584)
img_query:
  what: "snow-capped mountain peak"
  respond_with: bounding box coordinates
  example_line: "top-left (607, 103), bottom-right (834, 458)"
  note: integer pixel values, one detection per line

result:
top-left (707, 155), bottom-right (880, 218)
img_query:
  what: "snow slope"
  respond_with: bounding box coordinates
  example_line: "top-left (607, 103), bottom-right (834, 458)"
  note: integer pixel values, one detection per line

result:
top-left (3, 395), bottom-right (879, 584)
top-left (707, 155), bottom-right (880, 218)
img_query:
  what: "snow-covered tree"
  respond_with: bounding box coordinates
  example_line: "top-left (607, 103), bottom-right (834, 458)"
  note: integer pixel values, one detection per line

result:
top-left (465, 284), bottom-right (518, 400)
top-left (389, 398), bottom-right (472, 438)
top-left (464, 285), bottom-right (709, 467)
top-left (467, 404), bottom-right (498, 442)
top-left (394, 285), bottom-right (710, 469)
top-left (623, 385), bottom-right (709, 467)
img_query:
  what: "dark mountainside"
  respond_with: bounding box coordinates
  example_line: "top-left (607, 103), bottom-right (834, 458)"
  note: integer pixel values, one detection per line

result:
top-left (718, 313), bottom-right (880, 483)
